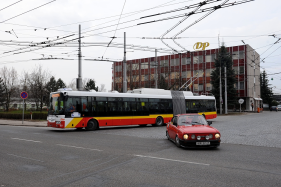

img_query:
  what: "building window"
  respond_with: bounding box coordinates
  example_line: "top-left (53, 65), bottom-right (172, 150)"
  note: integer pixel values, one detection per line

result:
top-left (182, 57), bottom-right (191, 65)
top-left (205, 69), bottom-right (211, 77)
top-left (171, 58), bottom-right (180, 66)
top-left (239, 66), bottom-right (244, 74)
top-left (205, 55), bottom-right (211, 62)
top-left (193, 70), bottom-right (203, 77)
top-left (194, 84), bottom-right (198, 91)
top-left (193, 55), bottom-right (203, 64)
top-left (232, 51), bottom-right (239, 59)
top-left (150, 61), bottom-right (157, 69)
top-left (13, 104), bottom-right (17, 108)
top-left (239, 51), bottom-right (244, 59)
top-left (199, 84), bottom-right (203, 91)
top-left (239, 81), bottom-right (244, 90)
top-left (31, 104), bottom-right (35, 108)
top-left (115, 65), bottom-right (122, 72)
top-left (206, 83), bottom-right (212, 91)
top-left (181, 71), bottom-right (187, 78)
top-left (160, 60), bottom-right (169, 67)
top-left (141, 63), bottom-right (148, 69)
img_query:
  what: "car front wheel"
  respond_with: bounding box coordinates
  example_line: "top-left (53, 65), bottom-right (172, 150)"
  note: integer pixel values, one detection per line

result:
top-left (175, 135), bottom-right (181, 147)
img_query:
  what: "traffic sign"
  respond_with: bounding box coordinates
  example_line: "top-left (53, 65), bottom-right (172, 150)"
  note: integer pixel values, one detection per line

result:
top-left (238, 99), bottom-right (244, 104)
top-left (20, 92), bottom-right (28, 99)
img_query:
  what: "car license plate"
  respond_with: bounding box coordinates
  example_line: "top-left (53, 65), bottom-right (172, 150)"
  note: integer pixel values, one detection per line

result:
top-left (196, 142), bottom-right (210, 145)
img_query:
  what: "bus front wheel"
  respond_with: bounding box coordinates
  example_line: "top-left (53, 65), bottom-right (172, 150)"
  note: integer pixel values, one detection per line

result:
top-left (153, 116), bottom-right (164, 126)
top-left (85, 120), bottom-right (98, 131)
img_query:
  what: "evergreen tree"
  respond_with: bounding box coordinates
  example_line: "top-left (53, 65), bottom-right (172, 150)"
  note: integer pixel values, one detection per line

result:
top-left (44, 76), bottom-right (57, 106)
top-left (158, 75), bottom-right (169, 90)
top-left (56, 78), bottom-right (66, 89)
top-left (260, 70), bottom-right (273, 106)
top-left (211, 46), bottom-right (238, 110)
top-left (84, 79), bottom-right (98, 91)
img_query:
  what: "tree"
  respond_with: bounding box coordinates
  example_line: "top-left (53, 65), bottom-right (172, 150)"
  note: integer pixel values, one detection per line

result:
top-left (28, 65), bottom-right (50, 111)
top-left (0, 66), bottom-right (18, 111)
top-left (211, 46), bottom-right (238, 110)
top-left (260, 70), bottom-right (273, 106)
top-left (84, 79), bottom-right (98, 91)
top-left (0, 77), bottom-right (5, 108)
top-left (56, 78), bottom-right (66, 89)
top-left (45, 76), bottom-right (57, 106)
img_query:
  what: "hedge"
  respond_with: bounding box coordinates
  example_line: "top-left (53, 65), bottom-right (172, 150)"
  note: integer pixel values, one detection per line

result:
top-left (0, 113), bottom-right (47, 120)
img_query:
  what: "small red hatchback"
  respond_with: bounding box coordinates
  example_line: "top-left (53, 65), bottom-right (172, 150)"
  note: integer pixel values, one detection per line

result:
top-left (166, 114), bottom-right (221, 148)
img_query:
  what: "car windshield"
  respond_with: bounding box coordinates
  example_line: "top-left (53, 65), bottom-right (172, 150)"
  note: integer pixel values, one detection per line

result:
top-left (48, 93), bottom-right (64, 115)
top-left (178, 115), bottom-right (208, 126)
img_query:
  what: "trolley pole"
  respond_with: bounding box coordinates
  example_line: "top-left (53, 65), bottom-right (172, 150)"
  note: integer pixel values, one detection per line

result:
top-left (155, 49), bottom-right (158, 89)
top-left (77, 24), bottom-right (83, 91)
top-left (224, 66), bottom-right (228, 114)
top-left (123, 32), bottom-right (127, 93)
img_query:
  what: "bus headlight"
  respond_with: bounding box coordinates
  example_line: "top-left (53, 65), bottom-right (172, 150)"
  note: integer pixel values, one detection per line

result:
top-left (183, 134), bottom-right (188, 140)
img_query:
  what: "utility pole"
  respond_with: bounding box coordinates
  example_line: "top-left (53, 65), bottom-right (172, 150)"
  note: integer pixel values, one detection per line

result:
top-left (77, 24), bottom-right (82, 91)
top-left (123, 32), bottom-right (127, 93)
top-left (224, 65), bottom-right (228, 114)
top-left (219, 54), bottom-right (222, 115)
top-left (253, 51), bottom-right (256, 112)
top-left (155, 49), bottom-right (158, 89)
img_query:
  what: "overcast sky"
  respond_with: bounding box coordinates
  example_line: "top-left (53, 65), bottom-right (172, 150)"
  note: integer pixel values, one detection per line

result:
top-left (0, 0), bottom-right (281, 94)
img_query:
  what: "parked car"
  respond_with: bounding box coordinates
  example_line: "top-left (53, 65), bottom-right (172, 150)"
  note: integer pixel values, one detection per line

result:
top-left (166, 114), bottom-right (221, 148)
top-left (277, 105), bottom-right (281, 111)
top-left (270, 106), bottom-right (278, 111)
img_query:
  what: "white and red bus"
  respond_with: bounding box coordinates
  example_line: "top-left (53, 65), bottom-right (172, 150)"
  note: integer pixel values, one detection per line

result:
top-left (47, 88), bottom-right (217, 130)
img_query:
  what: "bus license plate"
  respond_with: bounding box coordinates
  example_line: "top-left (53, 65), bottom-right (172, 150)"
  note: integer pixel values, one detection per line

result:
top-left (196, 142), bottom-right (210, 145)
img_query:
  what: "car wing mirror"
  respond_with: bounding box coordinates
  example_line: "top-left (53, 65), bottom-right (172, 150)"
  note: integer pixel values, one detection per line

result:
top-left (208, 121), bottom-right (212, 125)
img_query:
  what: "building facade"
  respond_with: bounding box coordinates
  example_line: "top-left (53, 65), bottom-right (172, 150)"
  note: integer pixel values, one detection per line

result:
top-left (112, 44), bottom-right (261, 111)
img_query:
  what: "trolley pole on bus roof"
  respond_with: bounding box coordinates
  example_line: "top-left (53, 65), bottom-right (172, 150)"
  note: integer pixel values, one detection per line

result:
top-left (123, 32), bottom-right (127, 93)
top-left (155, 49), bottom-right (158, 89)
top-left (77, 24), bottom-right (83, 91)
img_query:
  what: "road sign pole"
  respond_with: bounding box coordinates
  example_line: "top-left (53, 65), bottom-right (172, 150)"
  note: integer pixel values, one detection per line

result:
top-left (22, 99), bottom-right (24, 124)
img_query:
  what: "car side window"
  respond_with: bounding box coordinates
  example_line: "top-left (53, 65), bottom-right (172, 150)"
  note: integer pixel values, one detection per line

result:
top-left (173, 117), bottom-right (178, 126)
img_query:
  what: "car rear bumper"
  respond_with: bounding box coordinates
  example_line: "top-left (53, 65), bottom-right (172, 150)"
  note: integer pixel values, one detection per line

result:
top-left (179, 139), bottom-right (220, 148)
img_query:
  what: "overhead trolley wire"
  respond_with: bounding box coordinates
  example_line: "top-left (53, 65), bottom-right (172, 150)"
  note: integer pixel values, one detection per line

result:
top-left (0, 0), bottom-right (57, 23)
top-left (0, 0), bottom-right (23, 12)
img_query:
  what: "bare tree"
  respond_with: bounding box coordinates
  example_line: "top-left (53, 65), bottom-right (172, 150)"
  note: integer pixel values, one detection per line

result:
top-left (99, 84), bottom-right (106, 92)
top-left (28, 65), bottom-right (51, 111)
top-left (67, 78), bottom-right (77, 91)
top-left (0, 66), bottom-right (18, 111)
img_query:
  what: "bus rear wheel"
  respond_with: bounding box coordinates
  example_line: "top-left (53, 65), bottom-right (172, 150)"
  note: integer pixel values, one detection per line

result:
top-left (85, 120), bottom-right (98, 131)
top-left (153, 116), bottom-right (164, 126)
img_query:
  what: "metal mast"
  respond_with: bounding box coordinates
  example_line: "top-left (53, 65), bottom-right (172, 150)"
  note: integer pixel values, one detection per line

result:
top-left (123, 32), bottom-right (127, 93)
top-left (77, 24), bottom-right (82, 91)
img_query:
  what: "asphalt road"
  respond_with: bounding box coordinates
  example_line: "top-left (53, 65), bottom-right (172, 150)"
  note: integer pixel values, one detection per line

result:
top-left (0, 111), bottom-right (281, 187)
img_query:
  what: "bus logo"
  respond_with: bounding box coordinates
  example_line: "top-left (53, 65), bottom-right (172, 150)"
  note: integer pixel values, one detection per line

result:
top-left (193, 42), bottom-right (210, 51)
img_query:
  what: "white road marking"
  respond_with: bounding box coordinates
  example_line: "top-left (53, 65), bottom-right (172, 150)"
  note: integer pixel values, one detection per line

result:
top-left (56, 144), bottom-right (103, 152)
top-left (7, 153), bottom-right (44, 162)
top-left (134, 155), bottom-right (210, 166)
top-left (11, 138), bottom-right (42, 143)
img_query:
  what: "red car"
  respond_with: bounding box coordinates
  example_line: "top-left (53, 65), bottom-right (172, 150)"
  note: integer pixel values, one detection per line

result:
top-left (166, 114), bottom-right (221, 148)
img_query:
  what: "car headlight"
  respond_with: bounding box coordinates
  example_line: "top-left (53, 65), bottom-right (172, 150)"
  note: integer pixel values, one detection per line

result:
top-left (209, 134), bottom-right (213, 139)
top-left (191, 134), bottom-right (195, 139)
top-left (215, 133), bottom-right (220, 139)
top-left (205, 135), bottom-right (210, 140)
top-left (183, 134), bottom-right (188, 140)
top-left (197, 136), bottom-right (201, 140)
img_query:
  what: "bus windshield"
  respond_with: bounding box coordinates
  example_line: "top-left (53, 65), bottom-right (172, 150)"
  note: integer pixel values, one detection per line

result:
top-left (48, 93), bottom-right (64, 115)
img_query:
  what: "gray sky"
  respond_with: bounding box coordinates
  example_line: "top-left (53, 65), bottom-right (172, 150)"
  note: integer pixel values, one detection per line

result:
top-left (0, 0), bottom-right (281, 94)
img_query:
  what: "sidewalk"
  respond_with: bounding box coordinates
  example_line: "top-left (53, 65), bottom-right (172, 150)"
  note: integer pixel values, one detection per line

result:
top-left (0, 119), bottom-right (47, 127)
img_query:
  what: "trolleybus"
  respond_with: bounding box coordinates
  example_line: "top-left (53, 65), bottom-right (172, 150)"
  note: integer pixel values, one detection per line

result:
top-left (47, 88), bottom-right (216, 130)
